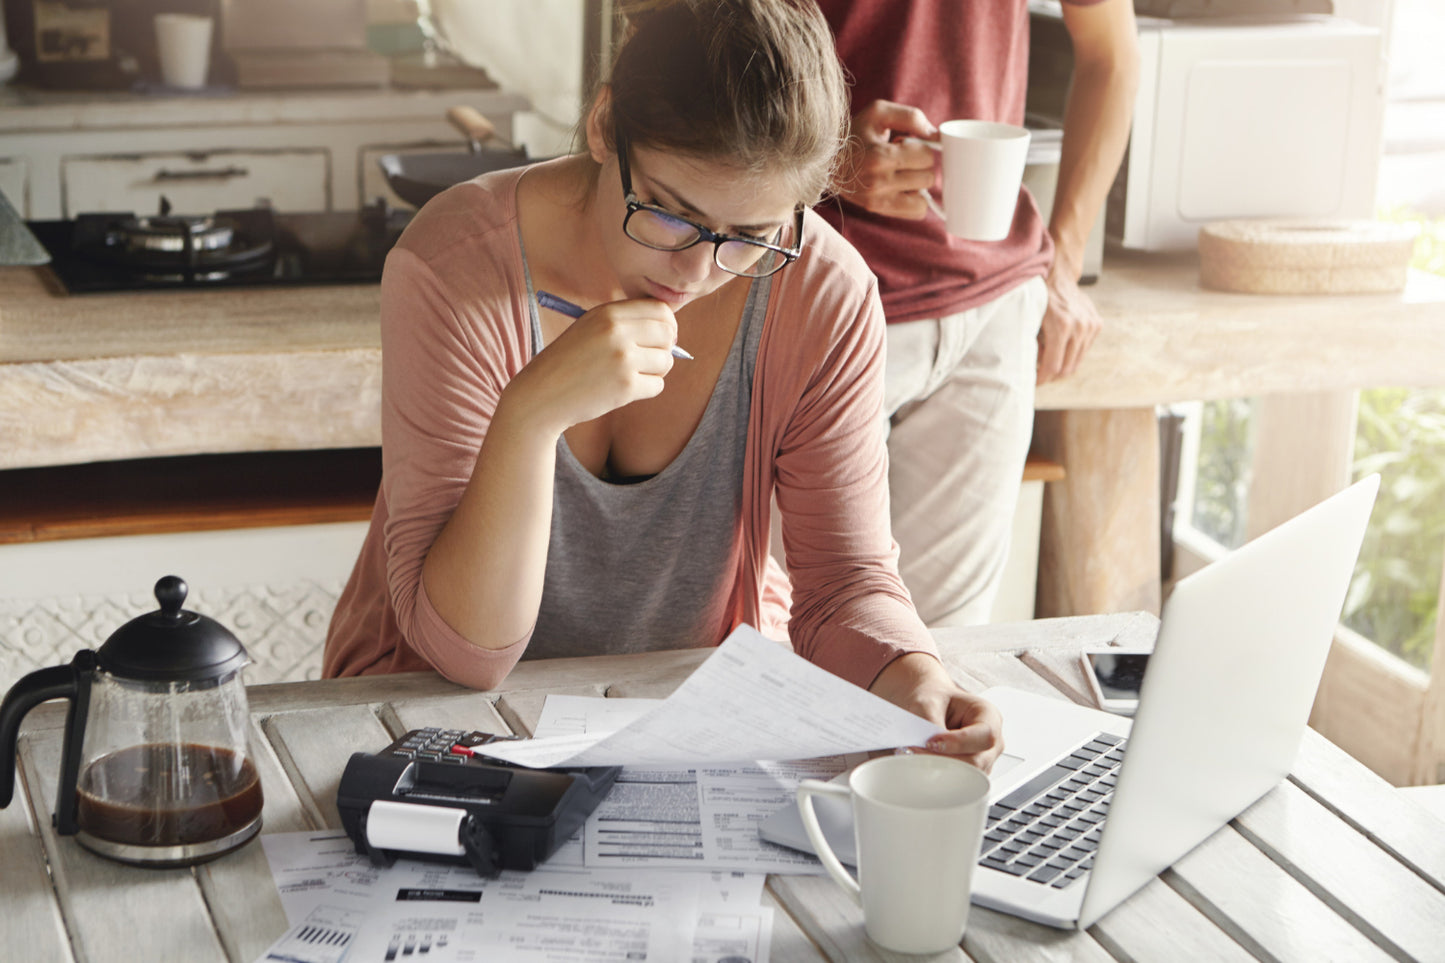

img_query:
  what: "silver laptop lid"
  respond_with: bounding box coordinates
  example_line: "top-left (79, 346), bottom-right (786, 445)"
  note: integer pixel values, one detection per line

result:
top-left (1078, 474), bottom-right (1379, 928)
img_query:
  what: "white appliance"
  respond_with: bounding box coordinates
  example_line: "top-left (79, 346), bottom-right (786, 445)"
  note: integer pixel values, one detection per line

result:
top-left (1028, 3), bottom-right (1386, 251)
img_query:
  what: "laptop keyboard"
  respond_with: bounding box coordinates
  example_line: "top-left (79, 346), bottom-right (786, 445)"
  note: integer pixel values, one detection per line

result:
top-left (979, 732), bottom-right (1127, 888)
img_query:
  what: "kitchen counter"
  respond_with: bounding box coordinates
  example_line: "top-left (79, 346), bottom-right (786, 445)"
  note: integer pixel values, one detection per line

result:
top-left (4, 251), bottom-right (1443, 466)
top-left (3, 250), bottom-right (1444, 619)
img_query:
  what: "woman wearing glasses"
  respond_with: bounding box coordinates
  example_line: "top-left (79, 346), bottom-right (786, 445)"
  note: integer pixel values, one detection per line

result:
top-left (324, 0), bottom-right (1002, 771)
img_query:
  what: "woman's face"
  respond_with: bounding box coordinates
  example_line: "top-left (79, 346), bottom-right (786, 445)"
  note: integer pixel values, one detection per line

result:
top-left (591, 141), bottom-right (800, 311)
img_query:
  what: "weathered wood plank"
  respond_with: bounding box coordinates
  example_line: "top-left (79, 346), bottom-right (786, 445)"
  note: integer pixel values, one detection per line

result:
top-left (262, 704), bottom-right (392, 829)
top-left (1020, 649), bottom-right (1096, 706)
top-left (766, 874), bottom-right (976, 962)
top-left (19, 732), bottom-right (230, 963)
top-left (199, 717), bottom-right (315, 963)
top-left (762, 887), bottom-right (829, 962)
top-left (963, 905), bottom-right (1119, 963)
top-left (1088, 876), bottom-right (1256, 962)
top-left (0, 761), bottom-right (75, 962)
top-left (606, 670), bottom-right (701, 700)
top-left (1290, 730), bottom-right (1445, 892)
top-left (946, 651), bottom-right (1061, 695)
top-left (244, 671), bottom-right (471, 713)
top-left (383, 692), bottom-right (508, 738)
top-left (934, 613), bottom-right (1152, 656)
top-left (1164, 824), bottom-right (1396, 962)
top-left (1232, 780), bottom-right (1445, 960)
top-left (496, 684), bottom-right (608, 737)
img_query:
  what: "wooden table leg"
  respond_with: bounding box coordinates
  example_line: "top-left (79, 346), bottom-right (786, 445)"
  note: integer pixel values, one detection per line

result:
top-left (1033, 407), bottom-right (1162, 618)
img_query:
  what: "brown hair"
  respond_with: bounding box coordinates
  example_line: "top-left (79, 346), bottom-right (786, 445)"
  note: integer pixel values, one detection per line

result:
top-left (603, 0), bottom-right (848, 206)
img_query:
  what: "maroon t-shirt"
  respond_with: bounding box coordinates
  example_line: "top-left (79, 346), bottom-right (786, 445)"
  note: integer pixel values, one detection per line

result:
top-left (815, 0), bottom-right (1090, 323)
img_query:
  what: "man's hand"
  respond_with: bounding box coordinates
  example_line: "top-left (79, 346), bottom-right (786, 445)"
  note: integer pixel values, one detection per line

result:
top-left (1036, 263), bottom-right (1102, 384)
top-left (834, 100), bottom-right (939, 220)
top-left (869, 652), bottom-right (1004, 772)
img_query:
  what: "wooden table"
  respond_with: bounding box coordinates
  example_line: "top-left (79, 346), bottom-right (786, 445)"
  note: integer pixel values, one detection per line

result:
top-left (6, 613), bottom-right (1445, 963)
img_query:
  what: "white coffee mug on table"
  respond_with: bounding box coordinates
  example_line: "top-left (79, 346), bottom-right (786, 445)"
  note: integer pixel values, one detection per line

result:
top-left (922, 119), bottom-right (1032, 242)
top-left (797, 753), bottom-right (991, 955)
top-left (155, 14), bottom-right (214, 90)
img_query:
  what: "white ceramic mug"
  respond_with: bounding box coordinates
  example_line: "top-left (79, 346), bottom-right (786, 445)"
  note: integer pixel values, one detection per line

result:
top-left (155, 14), bottom-right (214, 90)
top-left (797, 753), bottom-right (991, 955)
top-left (922, 119), bottom-right (1032, 242)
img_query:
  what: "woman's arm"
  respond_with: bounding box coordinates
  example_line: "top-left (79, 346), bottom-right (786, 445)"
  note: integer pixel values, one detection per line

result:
top-left (765, 261), bottom-right (1003, 769)
top-left (421, 297), bottom-right (679, 649)
top-left (769, 272), bottom-right (934, 683)
top-left (378, 244), bottom-right (678, 682)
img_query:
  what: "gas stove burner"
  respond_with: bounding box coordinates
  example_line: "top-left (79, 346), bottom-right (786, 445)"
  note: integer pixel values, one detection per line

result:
top-left (114, 213), bottom-right (238, 255)
top-left (26, 202), bottom-right (413, 293)
top-left (74, 205), bottom-right (277, 276)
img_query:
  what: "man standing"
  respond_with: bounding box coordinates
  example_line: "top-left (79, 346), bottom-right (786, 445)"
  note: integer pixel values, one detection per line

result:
top-left (813, 0), bottom-right (1139, 626)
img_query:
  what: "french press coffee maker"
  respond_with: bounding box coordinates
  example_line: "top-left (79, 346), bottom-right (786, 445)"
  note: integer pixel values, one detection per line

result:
top-left (0, 575), bottom-right (264, 866)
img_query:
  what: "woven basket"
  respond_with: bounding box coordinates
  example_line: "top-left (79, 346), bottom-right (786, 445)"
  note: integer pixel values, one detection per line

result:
top-left (1198, 219), bottom-right (1418, 294)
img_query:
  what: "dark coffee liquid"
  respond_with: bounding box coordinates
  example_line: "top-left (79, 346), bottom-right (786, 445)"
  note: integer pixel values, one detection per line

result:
top-left (77, 743), bottom-right (263, 847)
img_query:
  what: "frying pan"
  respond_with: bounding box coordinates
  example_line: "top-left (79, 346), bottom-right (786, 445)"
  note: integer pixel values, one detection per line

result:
top-left (380, 106), bottom-right (531, 208)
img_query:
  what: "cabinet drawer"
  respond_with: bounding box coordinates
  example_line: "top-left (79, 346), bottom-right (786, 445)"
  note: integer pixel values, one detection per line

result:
top-left (62, 149), bottom-right (329, 216)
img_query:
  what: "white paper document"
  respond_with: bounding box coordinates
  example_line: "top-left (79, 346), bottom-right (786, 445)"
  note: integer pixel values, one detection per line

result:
top-left (255, 831), bottom-right (764, 963)
top-left (477, 624), bottom-right (942, 768)
top-left (535, 694), bottom-right (859, 874)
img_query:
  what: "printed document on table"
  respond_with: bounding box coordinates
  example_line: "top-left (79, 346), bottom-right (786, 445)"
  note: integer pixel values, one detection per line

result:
top-left (477, 624), bottom-right (941, 768)
top-left (255, 830), bottom-right (717, 963)
top-left (536, 694), bottom-right (854, 874)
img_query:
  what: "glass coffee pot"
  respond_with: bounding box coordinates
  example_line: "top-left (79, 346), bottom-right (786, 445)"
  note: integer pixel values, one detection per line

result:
top-left (0, 575), bottom-right (263, 866)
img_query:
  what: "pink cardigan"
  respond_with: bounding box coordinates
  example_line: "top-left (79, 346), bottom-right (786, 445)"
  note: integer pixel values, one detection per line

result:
top-left (323, 161), bottom-right (939, 691)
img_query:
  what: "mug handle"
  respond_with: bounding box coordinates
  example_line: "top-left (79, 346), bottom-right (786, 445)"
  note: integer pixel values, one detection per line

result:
top-left (797, 779), bottom-right (860, 904)
top-left (918, 190), bottom-right (946, 221)
top-left (918, 140), bottom-right (947, 220)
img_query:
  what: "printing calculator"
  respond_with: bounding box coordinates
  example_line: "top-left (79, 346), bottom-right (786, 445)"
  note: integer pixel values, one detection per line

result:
top-left (336, 728), bottom-right (620, 877)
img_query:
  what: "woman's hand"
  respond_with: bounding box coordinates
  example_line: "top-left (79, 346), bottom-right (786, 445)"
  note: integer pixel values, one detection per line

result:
top-left (869, 652), bottom-right (1005, 772)
top-left (508, 298), bottom-right (678, 435)
top-left (834, 100), bottom-right (940, 220)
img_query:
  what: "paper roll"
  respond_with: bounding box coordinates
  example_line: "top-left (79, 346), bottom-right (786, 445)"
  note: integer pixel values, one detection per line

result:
top-left (365, 800), bottom-right (467, 856)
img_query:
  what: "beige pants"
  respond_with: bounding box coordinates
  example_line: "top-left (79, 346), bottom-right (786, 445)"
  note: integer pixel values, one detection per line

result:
top-left (883, 276), bottom-right (1047, 627)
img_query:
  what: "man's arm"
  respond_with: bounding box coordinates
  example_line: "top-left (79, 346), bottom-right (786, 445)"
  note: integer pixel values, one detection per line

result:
top-left (1037, 0), bottom-right (1139, 384)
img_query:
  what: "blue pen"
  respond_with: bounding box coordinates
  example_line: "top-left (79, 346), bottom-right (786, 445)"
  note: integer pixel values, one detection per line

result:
top-left (536, 290), bottom-right (695, 361)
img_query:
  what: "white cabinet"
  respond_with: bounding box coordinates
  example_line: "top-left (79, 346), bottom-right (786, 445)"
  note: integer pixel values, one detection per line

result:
top-left (0, 86), bottom-right (530, 218)
top-left (63, 149), bottom-right (329, 215)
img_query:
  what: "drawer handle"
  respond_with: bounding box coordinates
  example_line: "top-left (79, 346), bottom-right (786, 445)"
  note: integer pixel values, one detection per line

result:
top-left (153, 166), bottom-right (251, 182)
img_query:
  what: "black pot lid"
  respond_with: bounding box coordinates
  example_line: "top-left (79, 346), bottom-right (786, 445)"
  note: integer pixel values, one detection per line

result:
top-left (96, 576), bottom-right (250, 683)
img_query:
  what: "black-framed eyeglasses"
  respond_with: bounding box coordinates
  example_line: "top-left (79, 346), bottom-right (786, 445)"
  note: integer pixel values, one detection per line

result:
top-left (615, 127), bottom-right (803, 279)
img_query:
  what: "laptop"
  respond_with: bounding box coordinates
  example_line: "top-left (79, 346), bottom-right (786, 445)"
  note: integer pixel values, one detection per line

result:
top-left (760, 475), bottom-right (1379, 929)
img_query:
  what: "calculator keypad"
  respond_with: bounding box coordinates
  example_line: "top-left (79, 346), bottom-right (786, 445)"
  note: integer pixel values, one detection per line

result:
top-left (384, 728), bottom-right (520, 765)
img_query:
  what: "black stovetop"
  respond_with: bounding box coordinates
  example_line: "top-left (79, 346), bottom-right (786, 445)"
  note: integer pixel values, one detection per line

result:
top-left (27, 202), bottom-right (413, 294)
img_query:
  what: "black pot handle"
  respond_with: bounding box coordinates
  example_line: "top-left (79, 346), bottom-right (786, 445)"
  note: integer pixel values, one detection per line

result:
top-left (0, 661), bottom-right (82, 809)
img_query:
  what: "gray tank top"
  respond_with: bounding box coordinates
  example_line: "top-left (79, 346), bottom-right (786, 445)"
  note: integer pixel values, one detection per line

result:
top-left (522, 268), bottom-right (769, 660)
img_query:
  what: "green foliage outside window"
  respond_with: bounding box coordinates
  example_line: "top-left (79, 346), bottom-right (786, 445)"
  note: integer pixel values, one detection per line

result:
top-left (1190, 399), bottom-right (1252, 550)
top-left (1347, 211), bottom-right (1445, 672)
top-left (1347, 387), bottom-right (1445, 671)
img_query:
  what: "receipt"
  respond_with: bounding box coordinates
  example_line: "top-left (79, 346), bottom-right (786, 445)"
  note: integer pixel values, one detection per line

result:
top-left (476, 624), bottom-right (942, 768)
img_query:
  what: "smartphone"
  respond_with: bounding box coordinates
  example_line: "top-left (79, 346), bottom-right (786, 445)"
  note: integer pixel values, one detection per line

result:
top-left (1081, 648), bottom-right (1152, 716)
